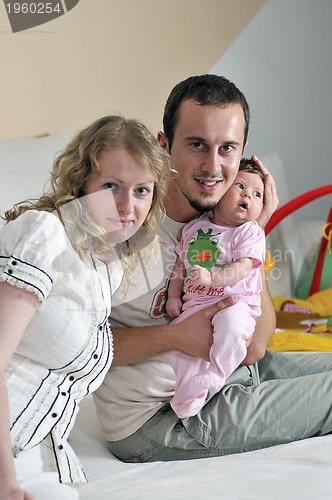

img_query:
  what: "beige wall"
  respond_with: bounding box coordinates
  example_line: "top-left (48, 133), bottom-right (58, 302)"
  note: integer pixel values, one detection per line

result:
top-left (0, 0), bottom-right (265, 139)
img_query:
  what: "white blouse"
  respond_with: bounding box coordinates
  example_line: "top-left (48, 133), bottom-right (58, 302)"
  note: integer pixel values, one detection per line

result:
top-left (0, 210), bottom-right (118, 483)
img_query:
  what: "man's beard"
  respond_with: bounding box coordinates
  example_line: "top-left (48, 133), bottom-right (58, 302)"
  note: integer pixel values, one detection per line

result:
top-left (186, 194), bottom-right (217, 214)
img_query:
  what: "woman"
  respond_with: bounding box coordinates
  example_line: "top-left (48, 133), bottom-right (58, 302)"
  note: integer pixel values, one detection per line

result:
top-left (0, 115), bottom-right (170, 500)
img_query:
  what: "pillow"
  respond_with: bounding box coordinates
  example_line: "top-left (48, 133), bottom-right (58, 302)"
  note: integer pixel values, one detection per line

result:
top-left (297, 220), bottom-right (326, 268)
top-left (0, 171), bottom-right (51, 216)
top-left (0, 133), bottom-right (70, 219)
top-left (0, 133), bottom-right (70, 172)
top-left (296, 247), bottom-right (332, 299)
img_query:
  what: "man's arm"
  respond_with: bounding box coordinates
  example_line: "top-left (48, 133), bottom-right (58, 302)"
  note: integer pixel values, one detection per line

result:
top-left (111, 296), bottom-right (235, 367)
top-left (242, 267), bottom-right (276, 365)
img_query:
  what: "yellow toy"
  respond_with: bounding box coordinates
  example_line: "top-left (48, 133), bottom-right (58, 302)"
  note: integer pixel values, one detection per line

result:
top-left (264, 250), bottom-right (275, 276)
top-left (307, 316), bottom-right (332, 334)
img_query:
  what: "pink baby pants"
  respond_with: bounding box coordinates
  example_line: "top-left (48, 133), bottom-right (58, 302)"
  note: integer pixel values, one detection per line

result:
top-left (168, 301), bottom-right (256, 418)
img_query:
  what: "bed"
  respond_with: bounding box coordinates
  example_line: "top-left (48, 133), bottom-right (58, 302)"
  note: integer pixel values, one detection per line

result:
top-left (1, 136), bottom-right (332, 499)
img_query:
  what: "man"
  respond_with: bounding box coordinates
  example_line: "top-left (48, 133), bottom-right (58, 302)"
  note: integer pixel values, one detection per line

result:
top-left (94, 74), bottom-right (332, 462)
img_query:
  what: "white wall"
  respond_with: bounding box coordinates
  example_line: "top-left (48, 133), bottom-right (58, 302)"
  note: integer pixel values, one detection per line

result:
top-left (0, 0), bottom-right (265, 140)
top-left (211, 0), bottom-right (332, 222)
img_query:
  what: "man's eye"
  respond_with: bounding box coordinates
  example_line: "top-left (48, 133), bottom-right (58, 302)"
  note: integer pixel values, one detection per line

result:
top-left (192, 141), bottom-right (204, 149)
top-left (222, 145), bottom-right (233, 152)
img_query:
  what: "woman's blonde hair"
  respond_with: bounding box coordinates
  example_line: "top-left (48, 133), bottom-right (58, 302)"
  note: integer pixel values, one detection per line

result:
top-left (4, 115), bottom-right (171, 261)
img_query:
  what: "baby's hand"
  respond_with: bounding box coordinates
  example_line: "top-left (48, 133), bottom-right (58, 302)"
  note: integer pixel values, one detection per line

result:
top-left (166, 297), bottom-right (182, 318)
top-left (190, 265), bottom-right (212, 286)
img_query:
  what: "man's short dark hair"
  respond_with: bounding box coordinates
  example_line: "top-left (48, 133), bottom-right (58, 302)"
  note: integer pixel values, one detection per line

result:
top-left (163, 74), bottom-right (250, 151)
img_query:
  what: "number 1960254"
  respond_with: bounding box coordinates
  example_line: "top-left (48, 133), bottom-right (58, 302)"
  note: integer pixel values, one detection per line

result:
top-left (5, 2), bottom-right (62, 14)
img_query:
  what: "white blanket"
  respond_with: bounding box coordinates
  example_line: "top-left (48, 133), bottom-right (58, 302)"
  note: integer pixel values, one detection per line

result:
top-left (71, 396), bottom-right (332, 500)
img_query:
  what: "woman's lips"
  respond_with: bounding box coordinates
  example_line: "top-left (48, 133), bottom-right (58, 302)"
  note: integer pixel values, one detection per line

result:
top-left (120, 219), bottom-right (133, 228)
top-left (106, 218), bottom-right (133, 230)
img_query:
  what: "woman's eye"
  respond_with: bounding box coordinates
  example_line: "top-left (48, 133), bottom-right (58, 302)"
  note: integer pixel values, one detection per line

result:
top-left (103, 182), bottom-right (116, 190)
top-left (136, 187), bottom-right (150, 196)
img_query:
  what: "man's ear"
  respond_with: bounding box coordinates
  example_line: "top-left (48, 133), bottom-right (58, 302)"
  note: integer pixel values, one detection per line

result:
top-left (157, 131), bottom-right (169, 152)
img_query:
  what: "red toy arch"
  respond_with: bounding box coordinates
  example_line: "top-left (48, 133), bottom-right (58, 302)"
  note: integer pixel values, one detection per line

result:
top-left (265, 184), bottom-right (332, 296)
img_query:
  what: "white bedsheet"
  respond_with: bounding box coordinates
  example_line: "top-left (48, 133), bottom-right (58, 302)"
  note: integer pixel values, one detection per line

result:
top-left (70, 396), bottom-right (332, 500)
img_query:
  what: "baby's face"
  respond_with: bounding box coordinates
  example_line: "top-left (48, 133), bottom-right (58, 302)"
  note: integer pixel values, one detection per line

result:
top-left (213, 171), bottom-right (264, 226)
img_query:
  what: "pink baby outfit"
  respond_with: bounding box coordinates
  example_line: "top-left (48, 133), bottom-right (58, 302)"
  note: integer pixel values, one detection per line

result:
top-left (168, 216), bottom-right (265, 418)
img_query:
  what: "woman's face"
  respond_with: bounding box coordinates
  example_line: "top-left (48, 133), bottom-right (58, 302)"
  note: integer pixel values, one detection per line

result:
top-left (84, 148), bottom-right (155, 244)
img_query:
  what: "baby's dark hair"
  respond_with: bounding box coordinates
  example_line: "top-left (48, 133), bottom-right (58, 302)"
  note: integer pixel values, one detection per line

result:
top-left (239, 158), bottom-right (264, 182)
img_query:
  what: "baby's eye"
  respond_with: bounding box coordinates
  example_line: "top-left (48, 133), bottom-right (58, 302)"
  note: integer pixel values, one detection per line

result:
top-left (253, 190), bottom-right (262, 198)
top-left (235, 182), bottom-right (244, 190)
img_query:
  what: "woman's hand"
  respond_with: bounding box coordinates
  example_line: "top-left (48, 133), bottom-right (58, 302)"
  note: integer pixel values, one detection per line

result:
top-left (3, 489), bottom-right (35, 500)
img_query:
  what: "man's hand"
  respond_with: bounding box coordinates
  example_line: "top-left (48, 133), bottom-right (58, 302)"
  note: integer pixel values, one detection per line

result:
top-left (251, 155), bottom-right (279, 229)
top-left (111, 296), bottom-right (234, 366)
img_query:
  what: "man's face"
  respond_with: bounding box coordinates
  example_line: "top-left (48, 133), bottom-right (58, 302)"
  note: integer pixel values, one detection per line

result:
top-left (164, 99), bottom-right (246, 214)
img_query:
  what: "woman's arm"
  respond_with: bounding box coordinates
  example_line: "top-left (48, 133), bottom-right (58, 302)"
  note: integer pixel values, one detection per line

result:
top-left (0, 282), bottom-right (39, 500)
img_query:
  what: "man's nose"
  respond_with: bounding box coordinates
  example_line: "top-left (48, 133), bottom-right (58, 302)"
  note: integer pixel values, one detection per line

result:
top-left (201, 150), bottom-right (222, 175)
